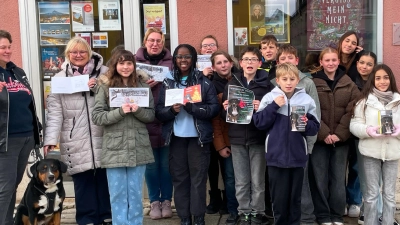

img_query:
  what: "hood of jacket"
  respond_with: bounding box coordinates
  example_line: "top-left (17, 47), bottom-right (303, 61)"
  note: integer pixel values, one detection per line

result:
top-left (312, 65), bottom-right (346, 89)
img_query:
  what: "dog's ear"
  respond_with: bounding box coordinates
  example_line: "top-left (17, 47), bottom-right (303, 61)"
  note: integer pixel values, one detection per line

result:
top-left (57, 160), bottom-right (68, 173)
top-left (30, 161), bottom-right (39, 178)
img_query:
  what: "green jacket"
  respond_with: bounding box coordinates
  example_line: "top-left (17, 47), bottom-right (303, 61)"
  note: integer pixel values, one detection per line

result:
top-left (92, 74), bottom-right (155, 168)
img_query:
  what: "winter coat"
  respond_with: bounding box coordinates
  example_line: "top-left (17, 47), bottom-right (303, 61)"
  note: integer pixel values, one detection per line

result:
top-left (156, 70), bottom-right (220, 146)
top-left (43, 53), bottom-right (108, 175)
top-left (312, 68), bottom-right (360, 143)
top-left (350, 93), bottom-right (400, 161)
top-left (222, 69), bottom-right (274, 145)
top-left (253, 87), bottom-right (320, 167)
top-left (91, 73), bottom-right (155, 168)
top-left (136, 47), bottom-right (173, 148)
top-left (271, 71), bottom-right (321, 153)
top-left (0, 62), bottom-right (42, 152)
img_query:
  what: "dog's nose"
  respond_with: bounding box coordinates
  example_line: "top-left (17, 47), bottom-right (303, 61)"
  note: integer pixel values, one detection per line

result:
top-left (48, 175), bottom-right (55, 180)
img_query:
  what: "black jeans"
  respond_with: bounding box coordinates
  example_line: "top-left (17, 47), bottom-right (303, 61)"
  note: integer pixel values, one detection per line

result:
top-left (268, 166), bottom-right (304, 225)
top-left (207, 144), bottom-right (225, 194)
top-left (0, 136), bottom-right (34, 225)
top-left (72, 168), bottom-right (112, 225)
top-left (169, 135), bottom-right (210, 218)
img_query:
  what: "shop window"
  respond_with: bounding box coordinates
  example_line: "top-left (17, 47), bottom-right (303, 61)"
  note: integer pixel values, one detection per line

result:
top-left (232, 0), bottom-right (377, 69)
top-left (139, 0), bottom-right (171, 51)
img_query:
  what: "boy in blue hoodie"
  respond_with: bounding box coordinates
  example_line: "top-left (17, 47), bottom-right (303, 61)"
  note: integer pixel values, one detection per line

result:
top-left (253, 63), bottom-right (320, 225)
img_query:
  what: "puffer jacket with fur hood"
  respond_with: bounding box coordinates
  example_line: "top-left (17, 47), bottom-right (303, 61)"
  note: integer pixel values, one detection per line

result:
top-left (43, 52), bottom-right (108, 175)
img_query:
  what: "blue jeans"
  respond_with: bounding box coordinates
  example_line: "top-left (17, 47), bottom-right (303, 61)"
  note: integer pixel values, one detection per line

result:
top-left (363, 156), bottom-right (398, 225)
top-left (309, 142), bottom-right (348, 224)
top-left (0, 136), bottom-right (34, 225)
top-left (346, 139), bottom-right (362, 205)
top-left (145, 146), bottom-right (173, 203)
top-left (223, 154), bottom-right (238, 214)
top-left (107, 166), bottom-right (146, 225)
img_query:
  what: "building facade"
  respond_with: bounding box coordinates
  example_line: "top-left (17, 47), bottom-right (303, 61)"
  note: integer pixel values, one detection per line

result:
top-left (1, 0), bottom-right (399, 125)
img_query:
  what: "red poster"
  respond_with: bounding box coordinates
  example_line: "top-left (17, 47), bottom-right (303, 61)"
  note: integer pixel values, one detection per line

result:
top-left (307, 0), bottom-right (365, 50)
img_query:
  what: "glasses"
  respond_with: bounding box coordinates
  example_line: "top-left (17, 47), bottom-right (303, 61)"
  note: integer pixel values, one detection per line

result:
top-left (201, 43), bottom-right (217, 48)
top-left (175, 55), bottom-right (192, 60)
top-left (241, 58), bottom-right (259, 63)
top-left (147, 39), bottom-right (162, 44)
top-left (70, 51), bottom-right (88, 56)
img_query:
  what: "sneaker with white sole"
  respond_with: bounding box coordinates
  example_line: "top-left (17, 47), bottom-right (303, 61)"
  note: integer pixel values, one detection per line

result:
top-left (344, 206), bottom-right (348, 216)
top-left (358, 215), bottom-right (364, 225)
top-left (348, 205), bottom-right (360, 218)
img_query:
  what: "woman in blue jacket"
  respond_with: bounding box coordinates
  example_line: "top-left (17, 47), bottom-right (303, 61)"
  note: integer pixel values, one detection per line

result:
top-left (155, 44), bottom-right (219, 225)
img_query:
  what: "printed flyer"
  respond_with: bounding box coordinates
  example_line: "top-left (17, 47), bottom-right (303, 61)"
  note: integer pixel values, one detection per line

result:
top-left (197, 55), bottom-right (212, 71)
top-left (136, 63), bottom-right (170, 82)
top-left (75, 33), bottom-right (92, 47)
top-left (234, 27), bottom-right (248, 46)
top-left (143, 4), bottom-right (166, 34)
top-left (41, 47), bottom-right (64, 79)
top-left (109, 88), bottom-right (150, 108)
top-left (71, 1), bottom-right (95, 32)
top-left (226, 85), bottom-right (255, 124)
top-left (92, 32), bottom-right (108, 48)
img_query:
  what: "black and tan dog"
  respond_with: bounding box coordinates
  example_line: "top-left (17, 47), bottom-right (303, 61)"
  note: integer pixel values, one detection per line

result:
top-left (14, 159), bottom-right (67, 225)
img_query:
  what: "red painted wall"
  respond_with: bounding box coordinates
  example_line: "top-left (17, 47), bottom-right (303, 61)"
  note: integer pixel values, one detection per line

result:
top-left (383, 0), bottom-right (400, 87)
top-left (176, 0), bottom-right (228, 53)
top-left (0, 0), bottom-right (22, 67)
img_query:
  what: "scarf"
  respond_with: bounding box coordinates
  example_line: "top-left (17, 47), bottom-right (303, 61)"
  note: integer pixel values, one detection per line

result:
top-left (71, 58), bottom-right (96, 76)
top-left (372, 88), bottom-right (393, 105)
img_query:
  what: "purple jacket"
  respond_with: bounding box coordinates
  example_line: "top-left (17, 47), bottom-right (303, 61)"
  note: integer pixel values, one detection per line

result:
top-left (136, 47), bottom-right (173, 148)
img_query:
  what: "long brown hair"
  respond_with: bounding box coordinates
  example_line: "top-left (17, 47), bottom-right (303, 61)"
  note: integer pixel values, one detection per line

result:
top-left (337, 31), bottom-right (359, 73)
top-left (309, 47), bottom-right (338, 74)
top-left (106, 50), bottom-right (137, 88)
top-left (351, 64), bottom-right (399, 116)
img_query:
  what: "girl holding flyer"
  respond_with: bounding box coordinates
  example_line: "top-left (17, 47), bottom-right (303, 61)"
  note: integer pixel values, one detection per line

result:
top-left (92, 50), bottom-right (155, 225)
top-left (155, 44), bottom-right (219, 225)
top-left (350, 64), bottom-right (400, 225)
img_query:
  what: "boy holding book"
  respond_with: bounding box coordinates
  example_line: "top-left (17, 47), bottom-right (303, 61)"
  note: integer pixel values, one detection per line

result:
top-left (253, 63), bottom-right (320, 225)
top-left (222, 46), bottom-right (273, 225)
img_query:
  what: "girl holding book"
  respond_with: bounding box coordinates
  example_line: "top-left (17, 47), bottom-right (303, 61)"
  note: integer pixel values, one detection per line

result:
top-left (92, 50), bottom-right (155, 225)
top-left (350, 64), bottom-right (400, 225)
top-left (155, 44), bottom-right (219, 225)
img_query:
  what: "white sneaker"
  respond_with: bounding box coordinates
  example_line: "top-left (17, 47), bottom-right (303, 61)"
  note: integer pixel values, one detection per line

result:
top-left (348, 205), bottom-right (361, 218)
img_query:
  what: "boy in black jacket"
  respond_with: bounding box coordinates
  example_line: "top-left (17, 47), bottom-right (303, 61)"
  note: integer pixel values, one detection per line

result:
top-left (222, 47), bottom-right (273, 225)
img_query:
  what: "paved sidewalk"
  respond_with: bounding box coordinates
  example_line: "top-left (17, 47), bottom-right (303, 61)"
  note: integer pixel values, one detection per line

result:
top-left (58, 198), bottom-right (400, 225)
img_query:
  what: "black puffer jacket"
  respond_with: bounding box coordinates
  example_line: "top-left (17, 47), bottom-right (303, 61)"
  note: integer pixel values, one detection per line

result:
top-left (222, 69), bottom-right (273, 145)
top-left (156, 70), bottom-right (220, 146)
top-left (0, 62), bottom-right (41, 152)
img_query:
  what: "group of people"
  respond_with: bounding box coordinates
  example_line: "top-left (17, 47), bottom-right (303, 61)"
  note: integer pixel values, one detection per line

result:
top-left (0, 27), bottom-right (399, 225)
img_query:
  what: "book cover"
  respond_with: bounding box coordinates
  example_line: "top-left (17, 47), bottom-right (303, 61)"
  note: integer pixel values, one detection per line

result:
top-left (41, 47), bottom-right (64, 79)
top-left (290, 105), bottom-right (306, 132)
top-left (226, 85), bottom-right (255, 124)
top-left (378, 110), bottom-right (394, 134)
top-left (164, 84), bottom-right (202, 106)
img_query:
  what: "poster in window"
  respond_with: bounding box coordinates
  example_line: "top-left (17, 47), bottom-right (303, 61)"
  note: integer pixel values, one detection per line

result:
top-left (307, 0), bottom-right (365, 50)
top-left (98, 0), bottom-right (121, 31)
top-left (71, 1), bottom-right (94, 32)
top-left (38, 2), bottom-right (71, 46)
top-left (143, 4), bottom-right (166, 34)
top-left (38, 2), bottom-right (70, 24)
top-left (92, 32), bottom-right (108, 48)
top-left (75, 33), bottom-right (92, 47)
top-left (41, 47), bottom-right (64, 79)
top-left (39, 24), bottom-right (71, 46)
top-left (249, 0), bottom-right (290, 44)
top-left (234, 27), bottom-right (248, 46)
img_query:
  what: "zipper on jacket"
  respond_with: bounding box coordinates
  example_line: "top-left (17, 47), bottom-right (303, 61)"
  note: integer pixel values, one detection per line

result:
top-left (69, 117), bottom-right (76, 138)
top-left (287, 98), bottom-right (291, 167)
top-left (2, 73), bottom-right (9, 152)
top-left (194, 119), bottom-right (203, 147)
top-left (84, 93), bottom-right (96, 171)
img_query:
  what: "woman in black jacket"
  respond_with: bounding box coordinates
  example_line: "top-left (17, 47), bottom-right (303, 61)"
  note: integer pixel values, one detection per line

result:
top-left (0, 30), bottom-right (41, 225)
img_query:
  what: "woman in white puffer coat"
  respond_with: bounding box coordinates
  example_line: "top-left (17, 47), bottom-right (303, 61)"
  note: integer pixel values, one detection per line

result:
top-left (43, 37), bottom-right (111, 225)
top-left (350, 64), bottom-right (400, 225)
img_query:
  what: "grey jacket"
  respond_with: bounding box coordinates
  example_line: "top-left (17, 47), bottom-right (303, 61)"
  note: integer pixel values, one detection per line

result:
top-left (91, 72), bottom-right (155, 168)
top-left (43, 53), bottom-right (108, 175)
top-left (272, 71), bottom-right (321, 153)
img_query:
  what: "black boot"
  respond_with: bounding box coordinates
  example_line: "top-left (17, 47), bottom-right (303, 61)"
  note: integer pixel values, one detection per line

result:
top-left (206, 189), bottom-right (222, 214)
top-left (219, 190), bottom-right (228, 215)
top-left (180, 217), bottom-right (192, 225)
top-left (194, 215), bottom-right (205, 225)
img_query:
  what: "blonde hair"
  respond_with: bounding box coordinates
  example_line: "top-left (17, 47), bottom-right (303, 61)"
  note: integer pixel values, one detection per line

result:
top-left (309, 47), bottom-right (338, 74)
top-left (142, 27), bottom-right (165, 46)
top-left (64, 36), bottom-right (92, 61)
top-left (276, 62), bottom-right (299, 79)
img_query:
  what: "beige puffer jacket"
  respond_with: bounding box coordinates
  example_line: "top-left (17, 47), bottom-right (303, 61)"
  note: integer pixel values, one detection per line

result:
top-left (43, 52), bottom-right (108, 175)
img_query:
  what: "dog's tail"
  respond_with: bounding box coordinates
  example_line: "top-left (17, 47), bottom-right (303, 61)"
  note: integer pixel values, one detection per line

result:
top-left (13, 205), bottom-right (28, 225)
